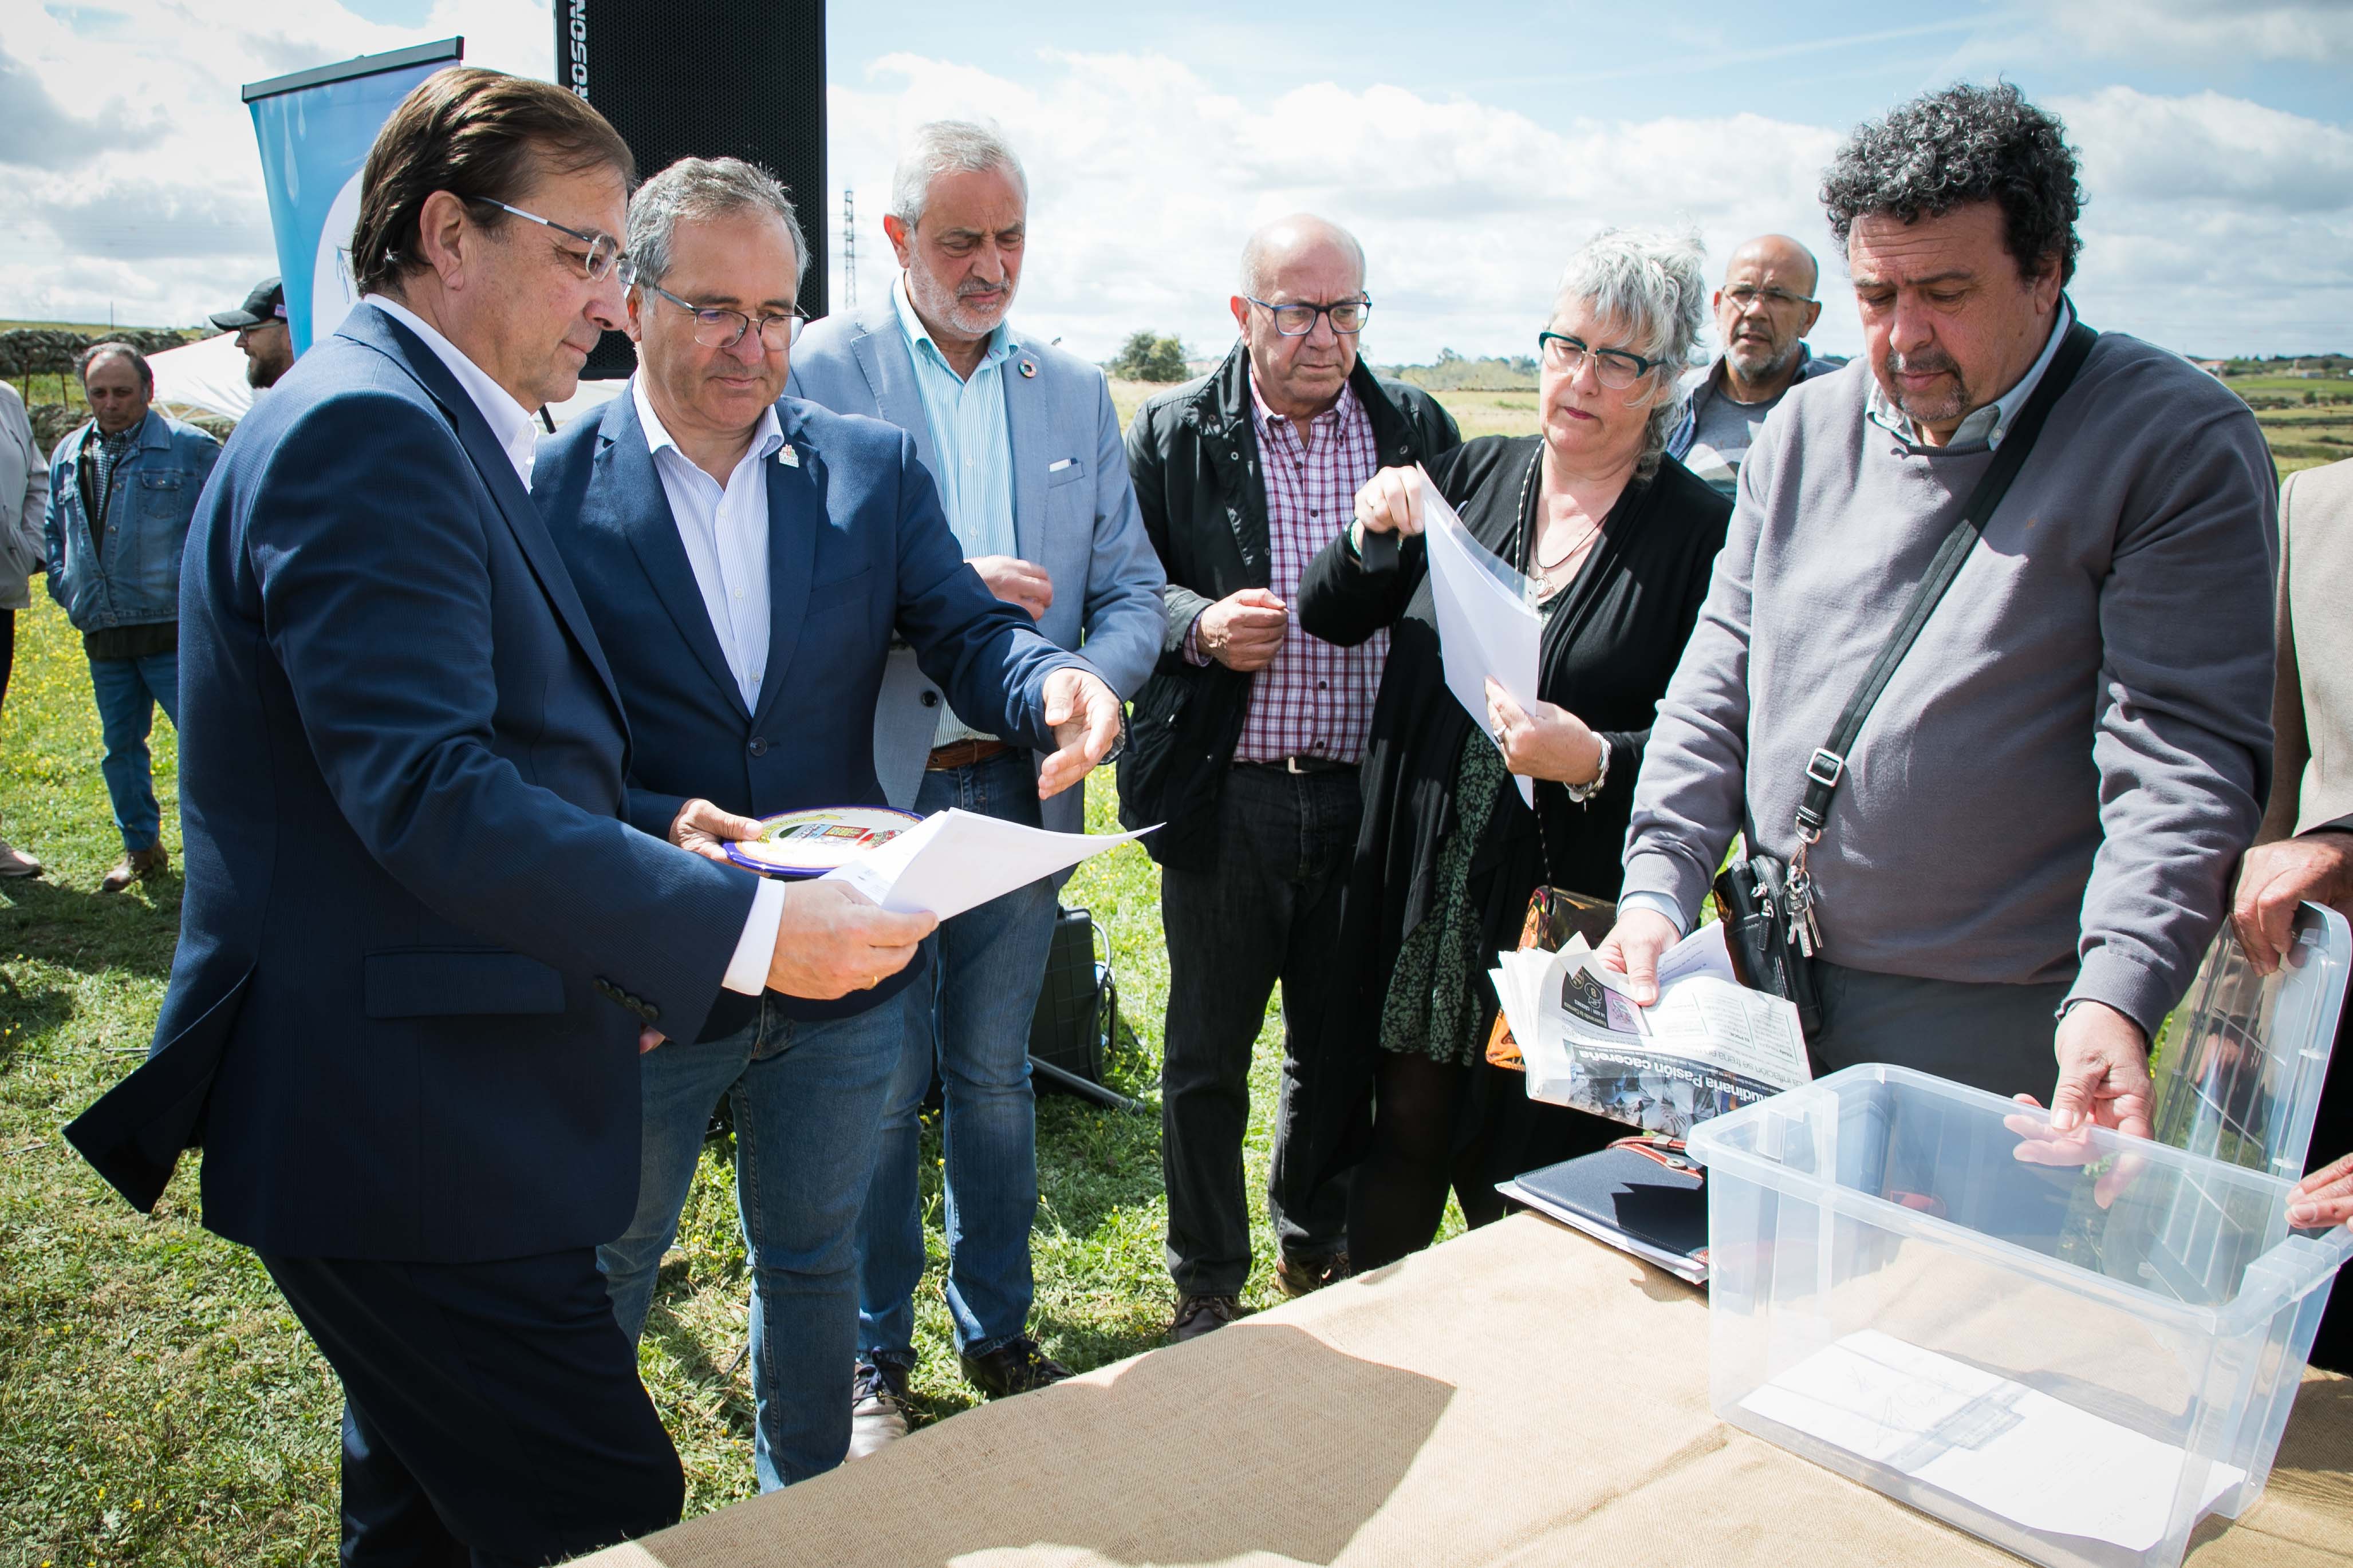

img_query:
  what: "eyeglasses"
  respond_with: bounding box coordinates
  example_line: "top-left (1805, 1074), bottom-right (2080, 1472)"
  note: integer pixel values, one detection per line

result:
top-left (1538, 331), bottom-right (1662, 390)
top-left (466, 196), bottom-right (624, 281)
top-left (629, 269), bottom-right (807, 351)
top-left (1723, 284), bottom-right (1815, 311)
top-left (1244, 295), bottom-right (1371, 337)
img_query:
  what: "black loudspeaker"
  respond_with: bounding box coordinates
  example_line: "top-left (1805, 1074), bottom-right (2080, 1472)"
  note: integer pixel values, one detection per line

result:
top-left (557, 0), bottom-right (826, 379)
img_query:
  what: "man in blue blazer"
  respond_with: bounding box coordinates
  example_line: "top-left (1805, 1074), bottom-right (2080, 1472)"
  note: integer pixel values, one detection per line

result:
top-left (787, 121), bottom-right (1164, 1441)
top-left (64, 73), bottom-right (936, 1565)
top-left (532, 156), bottom-right (1121, 1491)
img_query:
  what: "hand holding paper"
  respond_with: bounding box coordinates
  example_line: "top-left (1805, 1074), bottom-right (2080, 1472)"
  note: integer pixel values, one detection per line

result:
top-left (822, 808), bottom-right (1153, 921)
top-left (1420, 475), bottom-right (1543, 807)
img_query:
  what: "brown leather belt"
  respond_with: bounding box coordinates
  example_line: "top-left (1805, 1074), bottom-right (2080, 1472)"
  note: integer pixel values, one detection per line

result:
top-left (927, 737), bottom-right (1012, 771)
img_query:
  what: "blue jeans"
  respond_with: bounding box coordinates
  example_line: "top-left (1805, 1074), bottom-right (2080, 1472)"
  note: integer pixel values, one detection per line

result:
top-left (857, 747), bottom-right (1058, 1364)
top-left (88, 650), bottom-right (179, 852)
top-left (597, 992), bottom-right (906, 1492)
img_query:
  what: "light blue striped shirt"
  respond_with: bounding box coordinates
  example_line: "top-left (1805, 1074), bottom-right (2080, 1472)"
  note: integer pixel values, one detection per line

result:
top-left (892, 275), bottom-right (1020, 745)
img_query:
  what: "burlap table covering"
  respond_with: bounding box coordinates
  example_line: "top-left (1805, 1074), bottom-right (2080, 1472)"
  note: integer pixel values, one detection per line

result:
top-left (576, 1214), bottom-right (2353, 1567)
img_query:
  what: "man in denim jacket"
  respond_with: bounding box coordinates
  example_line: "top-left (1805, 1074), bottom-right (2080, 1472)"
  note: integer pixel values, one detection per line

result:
top-left (45, 341), bottom-right (220, 891)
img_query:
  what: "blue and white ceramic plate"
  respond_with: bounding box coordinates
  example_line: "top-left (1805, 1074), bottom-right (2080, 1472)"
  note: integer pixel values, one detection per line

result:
top-left (723, 805), bottom-right (923, 878)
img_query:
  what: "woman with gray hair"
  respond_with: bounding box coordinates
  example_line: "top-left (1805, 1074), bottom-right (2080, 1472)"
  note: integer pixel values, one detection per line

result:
top-left (1298, 226), bottom-right (1733, 1269)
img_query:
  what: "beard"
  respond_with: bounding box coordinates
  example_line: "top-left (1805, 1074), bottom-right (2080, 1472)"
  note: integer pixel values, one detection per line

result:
top-left (246, 352), bottom-right (288, 389)
top-left (910, 268), bottom-right (1015, 338)
top-left (1727, 331), bottom-right (1798, 382)
top-left (1878, 344), bottom-right (1972, 426)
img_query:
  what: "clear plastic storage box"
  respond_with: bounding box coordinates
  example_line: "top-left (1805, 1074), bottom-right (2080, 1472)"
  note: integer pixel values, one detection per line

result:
top-left (1688, 1064), bottom-right (2352, 1568)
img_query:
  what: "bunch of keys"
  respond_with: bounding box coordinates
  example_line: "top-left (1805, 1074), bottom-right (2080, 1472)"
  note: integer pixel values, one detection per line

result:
top-left (1784, 855), bottom-right (1823, 958)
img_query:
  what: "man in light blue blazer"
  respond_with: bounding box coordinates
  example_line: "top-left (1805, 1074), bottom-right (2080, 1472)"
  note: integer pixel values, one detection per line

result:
top-left (788, 120), bottom-right (1164, 1443)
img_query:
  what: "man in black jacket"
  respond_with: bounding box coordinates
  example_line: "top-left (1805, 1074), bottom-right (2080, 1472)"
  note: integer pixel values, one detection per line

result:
top-left (1119, 215), bottom-right (1459, 1340)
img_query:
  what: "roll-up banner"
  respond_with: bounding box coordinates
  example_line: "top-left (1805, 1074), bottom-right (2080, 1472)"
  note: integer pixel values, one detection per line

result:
top-left (243, 37), bottom-right (464, 356)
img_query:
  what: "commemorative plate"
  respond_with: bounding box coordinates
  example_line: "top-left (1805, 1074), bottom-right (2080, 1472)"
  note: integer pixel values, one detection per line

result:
top-left (723, 805), bottom-right (924, 877)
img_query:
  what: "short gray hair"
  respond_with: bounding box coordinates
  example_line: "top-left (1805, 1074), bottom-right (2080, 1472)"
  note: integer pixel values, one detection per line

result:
top-left (1551, 227), bottom-right (1709, 480)
top-left (889, 120), bottom-right (1027, 228)
top-left (627, 156), bottom-right (807, 292)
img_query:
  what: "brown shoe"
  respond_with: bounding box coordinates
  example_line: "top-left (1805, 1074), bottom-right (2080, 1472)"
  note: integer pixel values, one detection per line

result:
top-left (0, 837), bottom-right (42, 879)
top-left (1275, 1248), bottom-right (1351, 1298)
top-left (100, 844), bottom-right (168, 894)
top-left (1169, 1293), bottom-right (1241, 1344)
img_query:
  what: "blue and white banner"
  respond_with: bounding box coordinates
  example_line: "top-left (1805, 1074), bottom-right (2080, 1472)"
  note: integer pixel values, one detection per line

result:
top-left (245, 38), bottom-right (463, 356)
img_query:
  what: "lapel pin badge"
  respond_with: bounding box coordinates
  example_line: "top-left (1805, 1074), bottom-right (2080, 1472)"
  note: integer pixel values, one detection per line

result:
top-left (1018, 358), bottom-right (1038, 379)
top-left (778, 444), bottom-right (801, 468)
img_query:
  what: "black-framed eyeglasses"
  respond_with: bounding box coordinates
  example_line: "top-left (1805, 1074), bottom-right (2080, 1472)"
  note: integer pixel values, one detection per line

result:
top-left (1538, 331), bottom-right (1661, 390)
top-left (628, 267), bottom-right (807, 351)
top-left (466, 196), bottom-right (623, 281)
top-left (1723, 283), bottom-right (1815, 311)
top-left (1244, 295), bottom-right (1371, 337)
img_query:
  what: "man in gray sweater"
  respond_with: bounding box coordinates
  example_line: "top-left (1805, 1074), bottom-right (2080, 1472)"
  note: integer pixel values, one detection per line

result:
top-left (1602, 84), bottom-right (2277, 1140)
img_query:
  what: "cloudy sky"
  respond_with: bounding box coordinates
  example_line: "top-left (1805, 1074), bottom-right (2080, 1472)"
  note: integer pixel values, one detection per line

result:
top-left (5, 0), bottom-right (2348, 364)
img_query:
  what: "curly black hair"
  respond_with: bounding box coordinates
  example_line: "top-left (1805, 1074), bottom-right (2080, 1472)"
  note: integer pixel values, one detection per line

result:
top-left (1822, 82), bottom-right (2083, 285)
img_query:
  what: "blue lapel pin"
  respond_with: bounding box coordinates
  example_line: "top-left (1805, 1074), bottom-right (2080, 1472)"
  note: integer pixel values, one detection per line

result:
top-left (1018, 357), bottom-right (1038, 379)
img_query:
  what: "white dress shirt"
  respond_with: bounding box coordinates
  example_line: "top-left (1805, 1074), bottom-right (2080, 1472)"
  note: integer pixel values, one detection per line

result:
top-left (631, 376), bottom-right (782, 710)
top-left (358, 297), bottom-right (783, 1000)
top-left (358, 295), bottom-right (541, 484)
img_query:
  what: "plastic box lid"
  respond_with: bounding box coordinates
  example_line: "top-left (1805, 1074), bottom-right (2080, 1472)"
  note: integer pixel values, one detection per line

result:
top-left (2150, 900), bottom-right (2348, 1180)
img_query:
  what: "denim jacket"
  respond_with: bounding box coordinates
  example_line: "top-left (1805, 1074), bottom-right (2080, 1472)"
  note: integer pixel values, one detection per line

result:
top-left (1663, 343), bottom-right (1845, 461)
top-left (45, 409), bottom-right (221, 631)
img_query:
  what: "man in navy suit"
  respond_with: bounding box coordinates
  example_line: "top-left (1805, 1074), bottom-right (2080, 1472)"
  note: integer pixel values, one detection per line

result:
top-left (531, 156), bottom-right (1121, 1491)
top-left (64, 72), bottom-right (940, 1565)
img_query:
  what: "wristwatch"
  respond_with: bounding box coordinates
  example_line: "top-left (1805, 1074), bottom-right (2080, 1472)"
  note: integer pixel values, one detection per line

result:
top-left (1562, 732), bottom-right (1611, 804)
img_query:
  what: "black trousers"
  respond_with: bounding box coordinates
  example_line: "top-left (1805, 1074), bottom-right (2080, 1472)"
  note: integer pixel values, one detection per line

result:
top-left (1158, 764), bottom-right (1362, 1297)
top-left (259, 1247), bottom-right (682, 1567)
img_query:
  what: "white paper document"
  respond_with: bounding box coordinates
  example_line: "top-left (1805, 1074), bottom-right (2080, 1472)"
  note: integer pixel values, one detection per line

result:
top-left (1493, 925), bottom-right (1808, 1137)
top-left (1740, 1330), bottom-right (2244, 1553)
top-left (1420, 478), bottom-right (1543, 808)
top-left (821, 808), bottom-right (1153, 920)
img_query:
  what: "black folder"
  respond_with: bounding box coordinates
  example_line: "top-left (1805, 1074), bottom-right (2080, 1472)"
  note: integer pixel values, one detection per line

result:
top-left (1501, 1143), bottom-right (1709, 1283)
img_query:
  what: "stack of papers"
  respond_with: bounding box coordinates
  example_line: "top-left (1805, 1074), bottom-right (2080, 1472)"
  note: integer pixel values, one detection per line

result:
top-left (1491, 922), bottom-right (1810, 1137)
top-left (1421, 479), bottom-right (1543, 808)
top-left (821, 808), bottom-right (1152, 921)
top-left (1741, 1330), bottom-right (2245, 1553)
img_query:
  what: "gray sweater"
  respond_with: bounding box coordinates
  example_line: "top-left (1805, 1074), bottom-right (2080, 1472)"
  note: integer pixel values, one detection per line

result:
top-left (1621, 335), bottom-right (2278, 1037)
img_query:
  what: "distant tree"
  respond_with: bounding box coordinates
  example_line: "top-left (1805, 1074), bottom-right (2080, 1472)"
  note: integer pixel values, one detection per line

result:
top-left (1113, 330), bottom-right (1189, 382)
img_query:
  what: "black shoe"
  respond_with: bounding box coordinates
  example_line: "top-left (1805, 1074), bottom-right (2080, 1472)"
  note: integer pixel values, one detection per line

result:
top-left (1168, 1293), bottom-right (1242, 1343)
top-left (960, 1336), bottom-right (1071, 1399)
top-left (1275, 1247), bottom-right (1352, 1298)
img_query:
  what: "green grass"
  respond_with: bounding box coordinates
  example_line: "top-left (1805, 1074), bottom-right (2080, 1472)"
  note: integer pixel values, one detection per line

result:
top-left (0, 589), bottom-right (1427, 1565)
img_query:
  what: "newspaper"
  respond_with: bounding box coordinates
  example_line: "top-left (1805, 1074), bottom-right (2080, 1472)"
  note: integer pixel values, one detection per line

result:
top-left (1491, 922), bottom-right (1810, 1137)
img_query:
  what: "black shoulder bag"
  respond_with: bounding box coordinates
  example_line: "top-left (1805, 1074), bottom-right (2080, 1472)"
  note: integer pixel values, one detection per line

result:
top-left (1713, 319), bottom-right (2098, 1037)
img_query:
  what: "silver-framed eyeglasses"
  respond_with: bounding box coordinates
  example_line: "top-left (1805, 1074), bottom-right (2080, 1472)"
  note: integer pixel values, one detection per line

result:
top-left (1244, 295), bottom-right (1371, 337)
top-left (1723, 283), bottom-right (1815, 311)
top-left (465, 196), bottom-right (623, 281)
top-left (1537, 331), bottom-right (1662, 391)
top-left (626, 266), bottom-right (808, 350)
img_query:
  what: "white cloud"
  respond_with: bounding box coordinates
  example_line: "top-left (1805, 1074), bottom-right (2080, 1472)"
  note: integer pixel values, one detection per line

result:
top-left (830, 52), bottom-right (1853, 365)
top-left (0, 0), bottom-right (551, 329)
top-left (2047, 0), bottom-right (2353, 64)
top-left (2052, 86), bottom-right (2353, 354)
top-left (2, 12), bottom-right (2344, 362)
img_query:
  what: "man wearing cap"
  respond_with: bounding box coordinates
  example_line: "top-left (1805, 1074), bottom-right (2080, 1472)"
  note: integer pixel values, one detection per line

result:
top-left (210, 277), bottom-right (293, 389)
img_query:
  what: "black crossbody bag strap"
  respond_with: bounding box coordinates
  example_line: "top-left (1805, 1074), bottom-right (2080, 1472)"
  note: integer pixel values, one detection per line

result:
top-left (1792, 319), bottom-right (2098, 843)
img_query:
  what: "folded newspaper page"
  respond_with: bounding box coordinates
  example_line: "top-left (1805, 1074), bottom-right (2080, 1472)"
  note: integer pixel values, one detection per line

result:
top-left (1491, 923), bottom-right (1810, 1137)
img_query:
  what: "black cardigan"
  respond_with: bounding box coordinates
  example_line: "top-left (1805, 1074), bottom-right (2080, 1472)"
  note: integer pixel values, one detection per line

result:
top-left (1297, 435), bottom-right (1731, 1090)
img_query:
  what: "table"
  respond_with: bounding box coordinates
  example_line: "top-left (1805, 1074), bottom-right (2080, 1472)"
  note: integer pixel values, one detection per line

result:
top-left (578, 1214), bottom-right (2353, 1567)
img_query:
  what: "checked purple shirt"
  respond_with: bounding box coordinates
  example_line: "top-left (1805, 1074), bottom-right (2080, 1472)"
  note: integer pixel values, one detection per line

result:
top-left (1185, 376), bottom-right (1388, 764)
